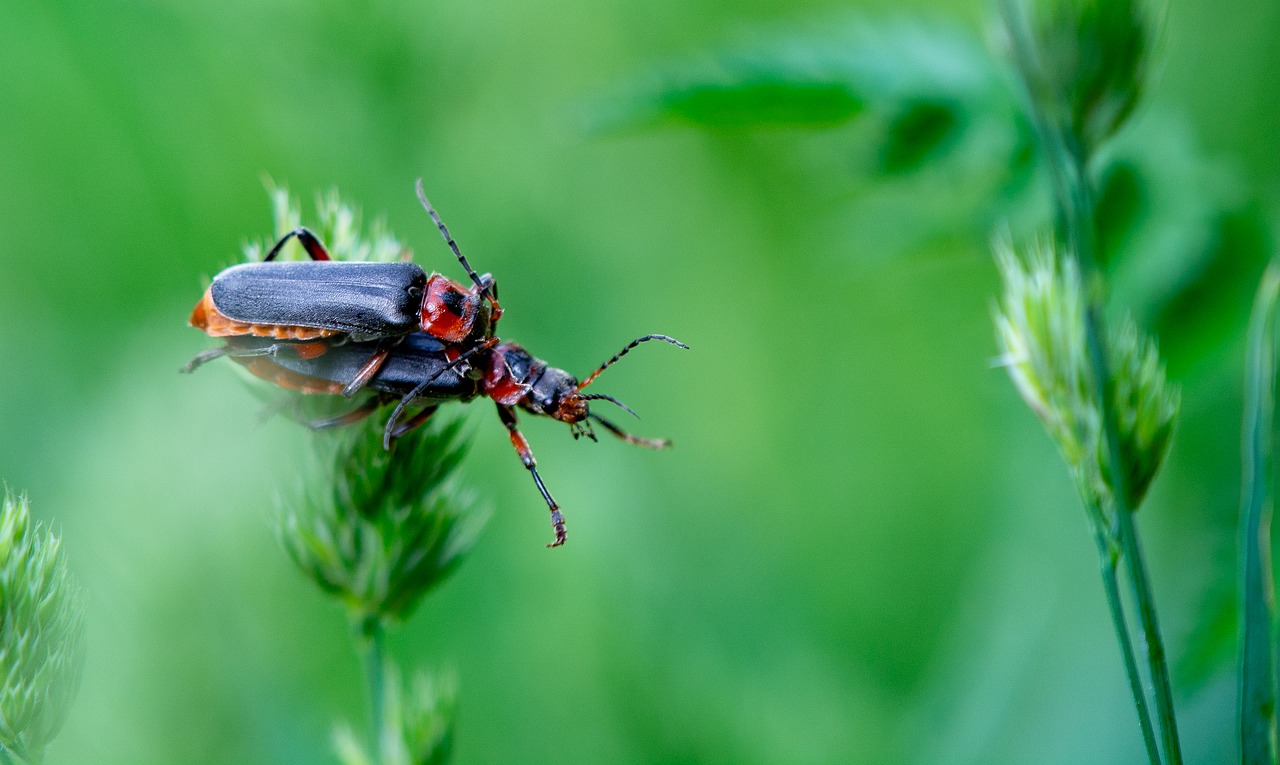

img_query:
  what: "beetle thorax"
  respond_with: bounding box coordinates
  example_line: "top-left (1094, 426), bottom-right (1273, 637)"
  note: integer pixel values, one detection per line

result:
top-left (420, 274), bottom-right (491, 344)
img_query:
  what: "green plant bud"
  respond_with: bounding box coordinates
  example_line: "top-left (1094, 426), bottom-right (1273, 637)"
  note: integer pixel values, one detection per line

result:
top-left (993, 240), bottom-right (1177, 515)
top-left (1008, 0), bottom-right (1157, 152)
top-left (278, 417), bottom-right (484, 624)
top-left (0, 489), bottom-right (86, 763)
top-left (334, 665), bottom-right (456, 765)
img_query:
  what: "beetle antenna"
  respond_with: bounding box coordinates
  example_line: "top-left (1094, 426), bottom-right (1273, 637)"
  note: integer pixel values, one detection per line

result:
top-left (589, 414), bottom-right (671, 449)
top-left (415, 178), bottom-right (497, 305)
top-left (580, 393), bottom-right (639, 419)
top-left (383, 338), bottom-right (497, 449)
top-left (578, 334), bottom-right (688, 391)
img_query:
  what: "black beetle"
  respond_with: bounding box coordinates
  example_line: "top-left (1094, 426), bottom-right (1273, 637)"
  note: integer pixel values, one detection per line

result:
top-left (189, 181), bottom-right (502, 388)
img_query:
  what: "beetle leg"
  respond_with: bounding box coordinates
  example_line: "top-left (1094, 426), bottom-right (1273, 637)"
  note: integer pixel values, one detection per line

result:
top-left (496, 404), bottom-right (566, 547)
top-left (181, 347), bottom-right (229, 373)
top-left (341, 346), bottom-right (392, 398)
top-left (262, 227), bottom-right (332, 262)
top-left (388, 404), bottom-right (439, 440)
top-left (306, 396), bottom-right (384, 430)
top-left (589, 414), bottom-right (671, 450)
top-left (182, 341), bottom-right (304, 373)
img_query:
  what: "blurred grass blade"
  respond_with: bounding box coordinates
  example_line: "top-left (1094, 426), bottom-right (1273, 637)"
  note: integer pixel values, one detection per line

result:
top-left (1240, 262), bottom-right (1280, 765)
top-left (632, 77), bottom-right (865, 129)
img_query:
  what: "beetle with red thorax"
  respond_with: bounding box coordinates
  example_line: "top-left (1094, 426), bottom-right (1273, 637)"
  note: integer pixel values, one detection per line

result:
top-left (187, 181), bottom-right (502, 394)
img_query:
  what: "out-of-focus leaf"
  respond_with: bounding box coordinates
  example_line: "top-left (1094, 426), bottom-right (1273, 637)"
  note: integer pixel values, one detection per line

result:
top-left (595, 20), bottom-right (1007, 136)
top-left (641, 79), bottom-right (864, 128)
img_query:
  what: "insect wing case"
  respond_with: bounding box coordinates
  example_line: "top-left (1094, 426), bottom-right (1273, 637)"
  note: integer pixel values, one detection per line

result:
top-left (210, 261), bottom-right (428, 338)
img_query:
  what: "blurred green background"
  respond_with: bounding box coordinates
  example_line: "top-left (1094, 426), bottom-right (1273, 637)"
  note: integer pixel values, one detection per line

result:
top-left (2, 0), bottom-right (1278, 762)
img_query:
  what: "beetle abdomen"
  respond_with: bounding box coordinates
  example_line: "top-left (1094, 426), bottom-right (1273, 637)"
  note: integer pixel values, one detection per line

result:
top-left (190, 292), bottom-right (344, 339)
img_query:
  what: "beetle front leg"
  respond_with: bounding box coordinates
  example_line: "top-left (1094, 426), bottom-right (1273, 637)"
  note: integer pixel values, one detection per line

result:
top-left (181, 340), bottom-right (310, 374)
top-left (496, 404), bottom-right (566, 548)
top-left (262, 227), bottom-right (332, 262)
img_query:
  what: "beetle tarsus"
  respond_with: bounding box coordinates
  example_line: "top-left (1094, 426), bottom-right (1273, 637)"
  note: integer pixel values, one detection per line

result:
top-left (547, 507), bottom-right (567, 548)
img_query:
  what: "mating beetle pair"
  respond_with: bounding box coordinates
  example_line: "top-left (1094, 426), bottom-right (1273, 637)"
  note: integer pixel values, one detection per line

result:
top-left (186, 182), bottom-right (686, 547)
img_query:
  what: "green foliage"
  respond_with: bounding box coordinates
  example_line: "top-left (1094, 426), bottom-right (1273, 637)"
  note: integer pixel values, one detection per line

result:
top-left (335, 665), bottom-right (456, 765)
top-left (0, 489), bottom-right (85, 764)
top-left (278, 416), bottom-right (483, 625)
top-left (993, 240), bottom-right (1178, 520)
top-left (597, 21), bottom-right (1008, 173)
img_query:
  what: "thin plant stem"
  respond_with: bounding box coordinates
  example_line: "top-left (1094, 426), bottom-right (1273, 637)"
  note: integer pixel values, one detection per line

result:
top-left (1070, 146), bottom-right (1184, 765)
top-left (0, 746), bottom-right (17, 765)
top-left (1240, 263), bottom-right (1280, 765)
top-left (357, 615), bottom-right (387, 758)
top-left (1094, 525), bottom-right (1163, 765)
top-left (1110, 481), bottom-right (1183, 765)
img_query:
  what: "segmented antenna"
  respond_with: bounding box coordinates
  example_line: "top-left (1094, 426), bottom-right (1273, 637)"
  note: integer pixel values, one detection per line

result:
top-left (589, 414), bottom-right (671, 449)
top-left (578, 334), bottom-right (688, 391)
top-left (580, 393), bottom-right (639, 419)
top-left (414, 178), bottom-right (496, 302)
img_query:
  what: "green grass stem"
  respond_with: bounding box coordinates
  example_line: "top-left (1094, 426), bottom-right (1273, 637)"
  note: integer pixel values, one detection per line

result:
top-left (1240, 263), bottom-right (1280, 765)
top-left (358, 617), bottom-right (387, 758)
top-left (999, 2), bottom-right (1183, 761)
top-left (1093, 523), bottom-right (1163, 764)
